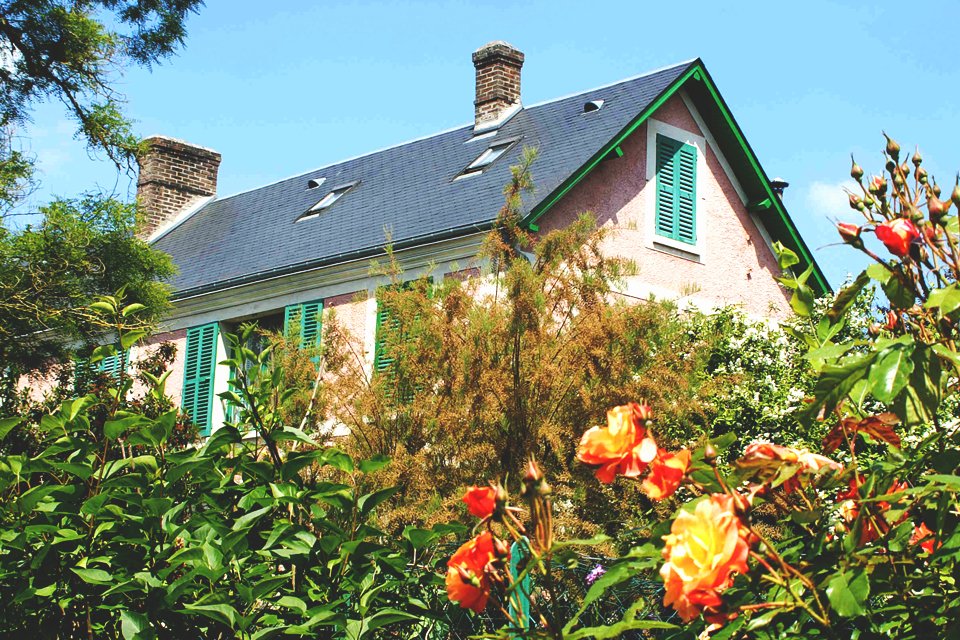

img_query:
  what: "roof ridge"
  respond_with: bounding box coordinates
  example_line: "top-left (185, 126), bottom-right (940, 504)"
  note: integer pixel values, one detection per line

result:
top-left (523, 58), bottom-right (697, 109)
top-left (209, 58), bottom-right (697, 205)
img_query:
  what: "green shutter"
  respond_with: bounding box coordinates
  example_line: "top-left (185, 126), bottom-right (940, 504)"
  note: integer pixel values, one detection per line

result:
top-left (284, 301), bottom-right (323, 347)
top-left (181, 323), bottom-right (219, 436)
top-left (655, 134), bottom-right (697, 245)
top-left (96, 348), bottom-right (129, 379)
top-left (73, 346), bottom-right (129, 394)
top-left (374, 299), bottom-right (398, 374)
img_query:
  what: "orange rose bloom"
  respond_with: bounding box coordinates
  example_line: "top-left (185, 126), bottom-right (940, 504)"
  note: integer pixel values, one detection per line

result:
top-left (446, 531), bottom-right (497, 613)
top-left (911, 522), bottom-right (939, 554)
top-left (577, 403), bottom-right (658, 483)
top-left (462, 485), bottom-right (497, 519)
top-left (660, 494), bottom-right (750, 622)
top-left (875, 218), bottom-right (920, 258)
top-left (642, 449), bottom-right (690, 500)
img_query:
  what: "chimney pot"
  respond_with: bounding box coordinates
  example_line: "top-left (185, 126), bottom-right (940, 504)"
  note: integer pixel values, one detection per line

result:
top-left (472, 40), bottom-right (524, 130)
top-left (136, 135), bottom-right (221, 239)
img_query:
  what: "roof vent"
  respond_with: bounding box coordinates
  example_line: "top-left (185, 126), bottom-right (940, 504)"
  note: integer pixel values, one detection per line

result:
top-left (583, 99), bottom-right (604, 114)
top-left (307, 177), bottom-right (326, 189)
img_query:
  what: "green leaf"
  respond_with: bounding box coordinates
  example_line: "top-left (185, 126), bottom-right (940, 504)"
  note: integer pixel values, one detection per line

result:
top-left (181, 603), bottom-right (240, 629)
top-left (866, 261), bottom-right (893, 284)
top-left (882, 275), bottom-right (915, 309)
top-left (120, 329), bottom-right (148, 351)
top-left (925, 283), bottom-right (960, 317)
top-left (103, 415), bottom-right (145, 440)
top-left (402, 527), bottom-right (438, 550)
top-left (827, 271), bottom-right (870, 323)
top-left (121, 303), bottom-right (147, 318)
top-left (826, 569), bottom-right (869, 617)
top-left (88, 300), bottom-right (117, 314)
top-left (70, 567), bottom-right (113, 585)
top-left (233, 506), bottom-right (272, 531)
top-left (358, 486), bottom-right (400, 516)
top-left (276, 595), bottom-right (307, 614)
top-left (121, 610), bottom-right (154, 640)
top-left (358, 454), bottom-right (391, 474)
top-left (868, 339), bottom-right (915, 403)
top-left (773, 241), bottom-right (799, 270)
top-left (0, 416), bottom-right (23, 442)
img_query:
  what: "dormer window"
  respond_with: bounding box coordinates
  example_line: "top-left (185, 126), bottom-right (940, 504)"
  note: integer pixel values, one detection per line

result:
top-left (455, 138), bottom-right (520, 179)
top-left (297, 182), bottom-right (357, 221)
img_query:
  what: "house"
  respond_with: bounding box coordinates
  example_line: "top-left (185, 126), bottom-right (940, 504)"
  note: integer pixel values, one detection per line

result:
top-left (132, 41), bottom-right (829, 436)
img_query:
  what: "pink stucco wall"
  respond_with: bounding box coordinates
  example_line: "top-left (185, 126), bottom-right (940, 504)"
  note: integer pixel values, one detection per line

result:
top-left (533, 95), bottom-right (791, 318)
top-left (141, 329), bottom-right (187, 405)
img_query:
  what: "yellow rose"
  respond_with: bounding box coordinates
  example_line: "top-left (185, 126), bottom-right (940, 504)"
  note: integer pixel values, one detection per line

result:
top-left (660, 494), bottom-right (750, 622)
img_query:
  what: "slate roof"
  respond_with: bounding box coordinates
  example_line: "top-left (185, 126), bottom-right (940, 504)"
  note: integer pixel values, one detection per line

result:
top-left (153, 60), bottom-right (697, 297)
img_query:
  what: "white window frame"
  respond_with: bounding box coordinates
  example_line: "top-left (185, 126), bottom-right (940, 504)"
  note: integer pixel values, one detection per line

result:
top-left (644, 118), bottom-right (708, 261)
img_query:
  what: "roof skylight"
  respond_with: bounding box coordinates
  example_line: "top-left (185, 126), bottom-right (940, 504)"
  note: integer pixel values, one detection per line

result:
top-left (455, 138), bottom-right (520, 180)
top-left (297, 182), bottom-right (357, 221)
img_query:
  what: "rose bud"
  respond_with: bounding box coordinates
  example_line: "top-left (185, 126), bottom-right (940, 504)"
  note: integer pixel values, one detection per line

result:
top-left (916, 167), bottom-right (928, 185)
top-left (912, 147), bottom-right (923, 167)
top-left (929, 196), bottom-right (951, 223)
top-left (703, 443), bottom-right (717, 463)
top-left (952, 183), bottom-right (960, 208)
top-left (869, 175), bottom-right (888, 196)
top-left (884, 133), bottom-right (901, 161)
top-left (851, 157), bottom-right (864, 181)
top-left (934, 183), bottom-right (942, 198)
top-left (885, 159), bottom-right (896, 174)
top-left (900, 162), bottom-right (910, 176)
top-left (862, 195), bottom-right (876, 209)
top-left (848, 194), bottom-right (863, 210)
top-left (885, 310), bottom-right (898, 331)
top-left (893, 173), bottom-right (905, 189)
top-left (837, 222), bottom-right (863, 247)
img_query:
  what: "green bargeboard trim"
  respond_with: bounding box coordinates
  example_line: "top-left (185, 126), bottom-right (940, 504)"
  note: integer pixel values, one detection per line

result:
top-left (522, 61), bottom-right (830, 296)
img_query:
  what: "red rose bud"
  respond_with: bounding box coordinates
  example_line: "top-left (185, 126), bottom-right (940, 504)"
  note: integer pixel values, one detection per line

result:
top-left (869, 175), bottom-right (888, 196)
top-left (885, 310), bottom-right (897, 331)
top-left (884, 133), bottom-right (901, 161)
top-left (850, 157), bottom-right (864, 181)
top-left (848, 194), bottom-right (862, 210)
top-left (912, 147), bottom-right (923, 167)
top-left (875, 218), bottom-right (921, 258)
top-left (837, 222), bottom-right (863, 246)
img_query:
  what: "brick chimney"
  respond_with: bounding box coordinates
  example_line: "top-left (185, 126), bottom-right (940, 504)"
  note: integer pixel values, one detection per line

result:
top-left (472, 41), bottom-right (524, 130)
top-left (136, 135), bottom-right (221, 239)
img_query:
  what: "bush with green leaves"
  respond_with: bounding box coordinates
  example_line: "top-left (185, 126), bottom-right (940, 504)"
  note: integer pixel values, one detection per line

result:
top-left (0, 305), bottom-right (456, 639)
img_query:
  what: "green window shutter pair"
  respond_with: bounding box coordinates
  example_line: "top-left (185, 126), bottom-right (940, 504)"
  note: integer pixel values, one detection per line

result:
top-left (181, 322), bottom-right (220, 437)
top-left (655, 133), bottom-right (697, 245)
top-left (283, 300), bottom-right (323, 348)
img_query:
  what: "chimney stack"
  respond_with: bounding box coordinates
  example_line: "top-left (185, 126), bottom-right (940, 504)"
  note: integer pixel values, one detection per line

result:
top-left (472, 41), bottom-right (524, 130)
top-left (136, 135), bottom-right (221, 239)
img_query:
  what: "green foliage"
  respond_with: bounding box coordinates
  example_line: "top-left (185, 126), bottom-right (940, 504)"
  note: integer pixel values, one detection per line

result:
top-left (0, 311), bottom-right (447, 639)
top-left (0, 0), bottom-right (203, 184)
top-left (0, 197), bottom-right (174, 409)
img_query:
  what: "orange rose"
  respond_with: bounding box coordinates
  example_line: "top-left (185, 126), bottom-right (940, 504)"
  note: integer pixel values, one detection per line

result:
top-left (462, 485), bottom-right (497, 519)
top-left (577, 403), bottom-right (658, 483)
top-left (910, 522), bottom-right (939, 554)
top-left (660, 494), bottom-right (750, 622)
top-left (642, 449), bottom-right (690, 500)
top-left (875, 218), bottom-right (920, 258)
top-left (446, 531), bottom-right (497, 613)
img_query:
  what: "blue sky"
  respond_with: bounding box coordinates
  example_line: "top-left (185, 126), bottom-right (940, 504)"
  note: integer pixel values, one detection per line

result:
top-left (16, 0), bottom-right (960, 288)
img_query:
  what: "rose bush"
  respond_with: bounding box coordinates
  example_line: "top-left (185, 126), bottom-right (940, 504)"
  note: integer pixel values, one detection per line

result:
top-left (441, 135), bottom-right (960, 639)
